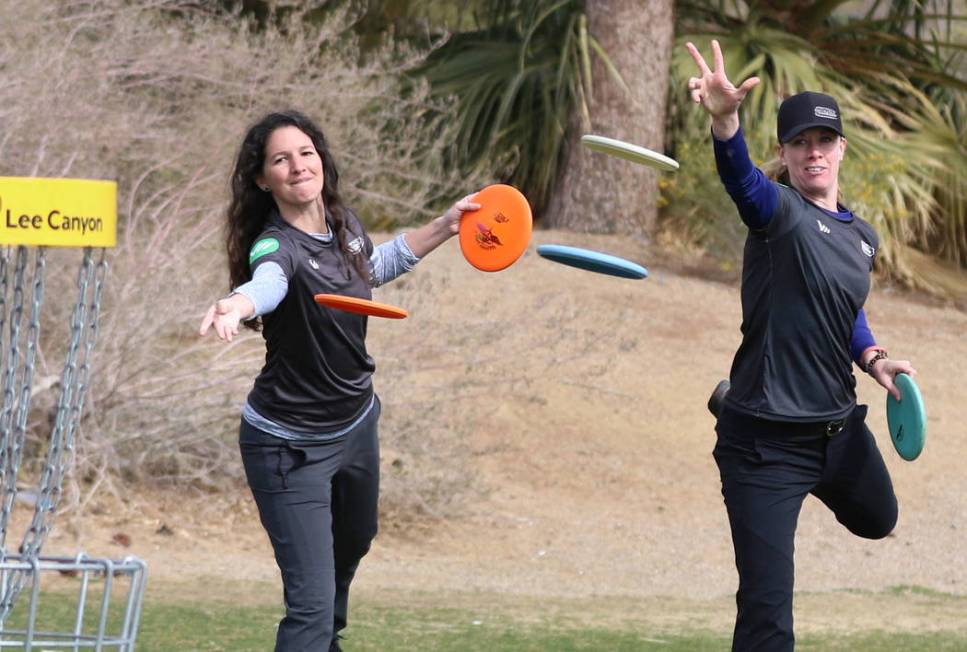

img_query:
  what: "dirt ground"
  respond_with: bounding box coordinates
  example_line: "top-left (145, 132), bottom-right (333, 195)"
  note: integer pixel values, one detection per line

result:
top-left (30, 229), bottom-right (967, 635)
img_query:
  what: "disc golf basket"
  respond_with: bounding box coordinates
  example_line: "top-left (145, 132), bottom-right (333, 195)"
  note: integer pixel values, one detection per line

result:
top-left (0, 178), bottom-right (146, 650)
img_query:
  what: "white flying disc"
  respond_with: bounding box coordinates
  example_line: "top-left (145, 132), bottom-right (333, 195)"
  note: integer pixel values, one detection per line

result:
top-left (580, 134), bottom-right (679, 171)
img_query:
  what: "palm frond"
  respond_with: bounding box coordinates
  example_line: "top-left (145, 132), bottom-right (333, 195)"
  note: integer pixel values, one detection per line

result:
top-left (410, 0), bottom-right (607, 216)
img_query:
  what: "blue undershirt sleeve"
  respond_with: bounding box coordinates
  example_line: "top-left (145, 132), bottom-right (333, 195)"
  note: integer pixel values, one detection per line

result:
top-left (850, 308), bottom-right (877, 364)
top-left (233, 261), bottom-right (288, 318)
top-left (713, 126), bottom-right (779, 230)
top-left (370, 234), bottom-right (420, 287)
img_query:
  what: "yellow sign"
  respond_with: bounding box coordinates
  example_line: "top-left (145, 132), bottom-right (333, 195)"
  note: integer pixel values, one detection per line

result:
top-left (0, 177), bottom-right (117, 247)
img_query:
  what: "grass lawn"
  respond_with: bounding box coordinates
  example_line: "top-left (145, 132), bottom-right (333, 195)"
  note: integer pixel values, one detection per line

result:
top-left (135, 599), bottom-right (967, 651)
top-left (2, 582), bottom-right (965, 651)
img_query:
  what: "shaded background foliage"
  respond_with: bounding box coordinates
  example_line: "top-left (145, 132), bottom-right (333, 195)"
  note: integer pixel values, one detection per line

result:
top-left (665, 0), bottom-right (967, 286)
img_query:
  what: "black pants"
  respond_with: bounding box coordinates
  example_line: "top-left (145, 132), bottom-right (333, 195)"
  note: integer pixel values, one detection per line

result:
top-left (713, 404), bottom-right (897, 652)
top-left (240, 398), bottom-right (380, 652)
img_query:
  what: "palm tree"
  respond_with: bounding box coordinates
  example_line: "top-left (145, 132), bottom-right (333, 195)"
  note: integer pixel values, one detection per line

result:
top-left (545, 0), bottom-right (676, 235)
top-left (413, 1), bottom-right (601, 218)
top-left (413, 0), bottom-right (676, 235)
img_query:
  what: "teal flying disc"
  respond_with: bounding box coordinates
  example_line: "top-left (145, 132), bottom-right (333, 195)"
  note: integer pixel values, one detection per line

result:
top-left (536, 244), bottom-right (648, 280)
top-left (886, 373), bottom-right (926, 461)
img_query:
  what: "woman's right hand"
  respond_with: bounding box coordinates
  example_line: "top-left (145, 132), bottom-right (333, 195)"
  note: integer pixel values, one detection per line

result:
top-left (685, 40), bottom-right (759, 135)
top-left (199, 295), bottom-right (252, 343)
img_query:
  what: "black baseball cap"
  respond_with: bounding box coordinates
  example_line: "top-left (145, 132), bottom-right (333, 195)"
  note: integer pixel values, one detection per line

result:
top-left (776, 91), bottom-right (844, 143)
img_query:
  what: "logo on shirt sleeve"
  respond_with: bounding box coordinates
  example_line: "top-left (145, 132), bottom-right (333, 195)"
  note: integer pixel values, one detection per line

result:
top-left (861, 240), bottom-right (875, 257)
top-left (345, 236), bottom-right (364, 255)
top-left (249, 237), bottom-right (280, 264)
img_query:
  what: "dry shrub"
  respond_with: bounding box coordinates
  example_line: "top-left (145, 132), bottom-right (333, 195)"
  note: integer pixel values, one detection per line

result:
top-left (0, 0), bottom-right (484, 526)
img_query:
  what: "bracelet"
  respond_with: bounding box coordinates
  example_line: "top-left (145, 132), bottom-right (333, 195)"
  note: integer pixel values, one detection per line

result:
top-left (863, 349), bottom-right (888, 375)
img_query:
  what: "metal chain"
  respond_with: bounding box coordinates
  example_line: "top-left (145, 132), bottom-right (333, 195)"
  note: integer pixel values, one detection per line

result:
top-left (0, 247), bottom-right (45, 618)
top-left (22, 248), bottom-right (104, 559)
top-left (0, 247), bottom-right (16, 616)
top-left (0, 247), bottom-right (110, 618)
top-left (0, 248), bottom-right (108, 620)
top-left (0, 248), bottom-right (31, 556)
top-left (0, 250), bottom-right (8, 380)
top-left (0, 249), bottom-right (12, 554)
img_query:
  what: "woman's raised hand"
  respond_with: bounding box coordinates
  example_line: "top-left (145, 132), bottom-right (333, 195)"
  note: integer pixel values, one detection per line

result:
top-left (685, 40), bottom-right (760, 120)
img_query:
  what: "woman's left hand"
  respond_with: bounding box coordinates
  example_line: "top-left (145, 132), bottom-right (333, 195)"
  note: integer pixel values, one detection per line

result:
top-left (440, 194), bottom-right (481, 235)
top-left (871, 358), bottom-right (917, 401)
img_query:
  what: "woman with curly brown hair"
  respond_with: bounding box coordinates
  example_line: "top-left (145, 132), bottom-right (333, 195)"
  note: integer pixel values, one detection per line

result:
top-left (199, 109), bottom-right (478, 651)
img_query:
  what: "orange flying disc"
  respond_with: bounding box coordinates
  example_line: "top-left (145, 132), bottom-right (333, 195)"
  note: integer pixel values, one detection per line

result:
top-left (459, 184), bottom-right (532, 272)
top-left (314, 294), bottom-right (408, 319)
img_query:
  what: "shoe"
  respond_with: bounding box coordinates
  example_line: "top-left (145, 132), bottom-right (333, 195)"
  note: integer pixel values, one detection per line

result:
top-left (707, 379), bottom-right (730, 418)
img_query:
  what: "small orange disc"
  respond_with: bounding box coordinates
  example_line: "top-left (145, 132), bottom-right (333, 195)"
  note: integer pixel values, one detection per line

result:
top-left (314, 294), bottom-right (408, 319)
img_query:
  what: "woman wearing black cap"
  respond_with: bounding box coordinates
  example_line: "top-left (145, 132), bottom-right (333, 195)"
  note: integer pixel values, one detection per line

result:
top-left (685, 40), bottom-right (917, 651)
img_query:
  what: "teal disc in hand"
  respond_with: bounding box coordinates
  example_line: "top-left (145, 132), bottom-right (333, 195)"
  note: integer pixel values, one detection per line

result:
top-left (886, 373), bottom-right (926, 461)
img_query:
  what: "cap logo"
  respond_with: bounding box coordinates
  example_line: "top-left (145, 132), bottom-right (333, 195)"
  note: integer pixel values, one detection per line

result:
top-left (815, 106), bottom-right (838, 120)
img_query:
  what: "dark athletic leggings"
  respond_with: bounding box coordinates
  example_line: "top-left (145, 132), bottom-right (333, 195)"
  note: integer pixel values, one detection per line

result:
top-left (713, 403), bottom-right (898, 652)
top-left (240, 398), bottom-right (380, 652)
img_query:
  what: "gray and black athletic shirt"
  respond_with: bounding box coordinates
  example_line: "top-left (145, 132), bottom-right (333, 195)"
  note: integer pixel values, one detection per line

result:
top-left (728, 185), bottom-right (879, 422)
top-left (246, 210), bottom-right (375, 432)
top-left (713, 127), bottom-right (880, 422)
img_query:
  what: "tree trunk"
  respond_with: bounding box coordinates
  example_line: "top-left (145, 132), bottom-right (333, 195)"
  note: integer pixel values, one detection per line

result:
top-left (545, 0), bottom-right (675, 237)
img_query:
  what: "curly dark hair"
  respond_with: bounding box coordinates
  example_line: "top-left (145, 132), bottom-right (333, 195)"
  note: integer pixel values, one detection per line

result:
top-left (225, 110), bottom-right (370, 329)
